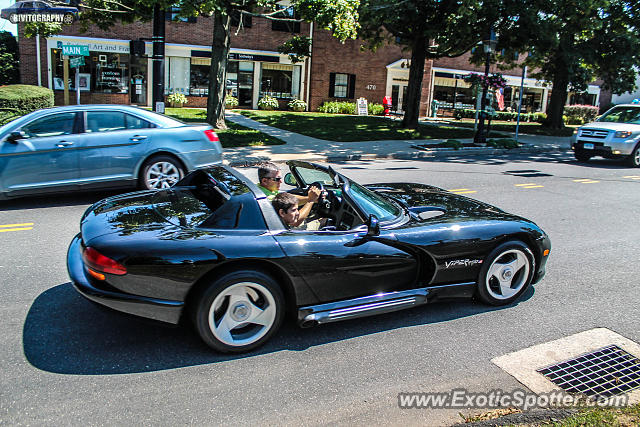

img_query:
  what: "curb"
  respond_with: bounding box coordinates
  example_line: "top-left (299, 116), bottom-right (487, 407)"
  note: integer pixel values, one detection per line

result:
top-left (224, 145), bottom-right (570, 167)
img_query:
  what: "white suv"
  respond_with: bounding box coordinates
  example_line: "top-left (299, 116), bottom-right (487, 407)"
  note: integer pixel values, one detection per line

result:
top-left (571, 103), bottom-right (640, 167)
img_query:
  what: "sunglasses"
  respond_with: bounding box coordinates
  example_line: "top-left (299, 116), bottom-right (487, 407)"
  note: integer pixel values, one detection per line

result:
top-left (268, 176), bottom-right (282, 182)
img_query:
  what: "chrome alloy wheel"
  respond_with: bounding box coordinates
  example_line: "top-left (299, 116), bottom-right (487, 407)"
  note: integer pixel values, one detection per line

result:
top-left (145, 161), bottom-right (181, 189)
top-left (485, 249), bottom-right (530, 300)
top-left (208, 282), bottom-right (277, 347)
top-left (633, 146), bottom-right (640, 167)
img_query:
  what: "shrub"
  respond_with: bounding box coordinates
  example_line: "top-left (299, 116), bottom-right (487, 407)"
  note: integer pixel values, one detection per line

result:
top-left (0, 84), bottom-right (53, 116)
top-left (564, 104), bottom-right (599, 124)
top-left (167, 92), bottom-right (188, 106)
top-left (225, 96), bottom-right (239, 108)
top-left (317, 101), bottom-right (355, 114)
top-left (258, 95), bottom-right (279, 110)
top-left (288, 98), bottom-right (307, 112)
top-left (435, 139), bottom-right (463, 150)
top-left (368, 103), bottom-right (384, 116)
top-left (487, 138), bottom-right (520, 149)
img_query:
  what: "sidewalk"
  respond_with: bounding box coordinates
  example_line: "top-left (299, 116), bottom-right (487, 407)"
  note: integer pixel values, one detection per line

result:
top-left (223, 112), bottom-right (572, 166)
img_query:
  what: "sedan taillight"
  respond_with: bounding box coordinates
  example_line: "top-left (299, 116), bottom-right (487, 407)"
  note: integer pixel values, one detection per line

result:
top-left (204, 129), bottom-right (219, 142)
top-left (82, 247), bottom-right (127, 276)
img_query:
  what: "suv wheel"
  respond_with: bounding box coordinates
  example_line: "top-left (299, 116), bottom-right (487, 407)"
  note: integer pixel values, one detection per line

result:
top-left (626, 144), bottom-right (640, 168)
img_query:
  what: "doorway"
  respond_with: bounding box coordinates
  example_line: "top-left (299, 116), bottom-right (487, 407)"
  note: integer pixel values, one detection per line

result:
top-left (391, 84), bottom-right (408, 113)
top-left (130, 55), bottom-right (147, 105)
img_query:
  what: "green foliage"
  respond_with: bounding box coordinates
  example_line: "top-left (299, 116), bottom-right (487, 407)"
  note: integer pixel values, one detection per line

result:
top-left (486, 138), bottom-right (519, 149)
top-left (277, 36), bottom-right (312, 64)
top-left (453, 109), bottom-right (546, 123)
top-left (317, 101), bottom-right (385, 115)
top-left (0, 31), bottom-right (19, 85)
top-left (225, 96), bottom-right (239, 108)
top-left (167, 92), bottom-right (188, 106)
top-left (288, 98), bottom-right (307, 111)
top-left (435, 139), bottom-right (463, 150)
top-left (258, 95), bottom-right (280, 111)
top-left (564, 105), bottom-right (599, 124)
top-left (23, 22), bottom-right (63, 38)
top-left (0, 85), bottom-right (54, 116)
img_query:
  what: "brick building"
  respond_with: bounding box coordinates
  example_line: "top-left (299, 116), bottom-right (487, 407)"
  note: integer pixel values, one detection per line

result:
top-left (16, 11), bottom-right (603, 117)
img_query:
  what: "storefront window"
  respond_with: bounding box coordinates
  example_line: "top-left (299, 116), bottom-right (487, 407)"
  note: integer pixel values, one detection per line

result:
top-left (226, 61), bottom-right (238, 98)
top-left (51, 49), bottom-right (129, 93)
top-left (164, 56), bottom-right (190, 95)
top-left (190, 57), bottom-right (210, 96)
top-left (260, 63), bottom-right (299, 99)
top-left (432, 72), bottom-right (473, 109)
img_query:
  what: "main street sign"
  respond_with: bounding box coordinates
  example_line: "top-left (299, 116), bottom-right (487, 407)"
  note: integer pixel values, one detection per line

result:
top-left (62, 45), bottom-right (89, 56)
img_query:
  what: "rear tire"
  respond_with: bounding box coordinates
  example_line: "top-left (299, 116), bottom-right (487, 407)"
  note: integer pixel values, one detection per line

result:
top-left (192, 270), bottom-right (284, 353)
top-left (626, 144), bottom-right (640, 168)
top-left (476, 241), bottom-right (535, 306)
top-left (139, 155), bottom-right (184, 190)
top-left (574, 150), bottom-right (592, 162)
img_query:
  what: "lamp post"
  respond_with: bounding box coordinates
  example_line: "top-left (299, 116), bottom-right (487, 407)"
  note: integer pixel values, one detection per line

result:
top-left (473, 30), bottom-right (497, 145)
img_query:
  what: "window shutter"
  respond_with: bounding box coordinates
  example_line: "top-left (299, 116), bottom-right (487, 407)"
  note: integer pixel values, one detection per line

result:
top-left (329, 73), bottom-right (336, 97)
top-left (348, 74), bottom-right (356, 99)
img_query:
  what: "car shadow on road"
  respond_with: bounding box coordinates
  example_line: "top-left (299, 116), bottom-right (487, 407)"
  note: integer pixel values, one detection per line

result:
top-left (23, 282), bottom-right (535, 375)
top-left (0, 189), bottom-right (126, 211)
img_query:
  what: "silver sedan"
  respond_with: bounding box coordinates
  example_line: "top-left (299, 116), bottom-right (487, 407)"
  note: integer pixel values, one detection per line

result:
top-left (0, 105), bottom-right (223, 199)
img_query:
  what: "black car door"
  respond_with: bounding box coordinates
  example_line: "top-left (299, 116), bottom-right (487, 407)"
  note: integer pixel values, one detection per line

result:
top-left (273, 228), bottom-right (418, 303)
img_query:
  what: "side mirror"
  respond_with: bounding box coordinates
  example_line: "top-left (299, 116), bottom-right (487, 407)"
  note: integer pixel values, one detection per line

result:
top-left (284, 172), bottom-right (297, 186)
top-left (6, 130), bottom-right (26, 143)
top-left (366, 214), bottom-right (380, 236)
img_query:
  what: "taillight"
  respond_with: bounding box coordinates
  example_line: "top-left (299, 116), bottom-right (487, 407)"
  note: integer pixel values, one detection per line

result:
top-left (82, 247), bottom-right (127, 276)
top-left (204, 129), bottom-right (219, 142)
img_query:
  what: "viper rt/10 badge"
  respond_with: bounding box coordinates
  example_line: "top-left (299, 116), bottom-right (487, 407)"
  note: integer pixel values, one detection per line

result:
top-left (444, 259), bottom-right (483, 269)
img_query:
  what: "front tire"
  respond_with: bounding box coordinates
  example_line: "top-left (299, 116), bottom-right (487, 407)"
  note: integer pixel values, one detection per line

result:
top-left (626, 144), bottom-right (640, 168)
top-left (574, 150), bottom-right (592, 162)
top-left (193, 270), bottom-right (284, 353)
top-left (9, 13), bottom-right (17, 23)
top-left (63, 13), bottom-right (74, 24)
top-left (139, 155), bottom-right (184, 190)
top-left (476, 241), bottom-right (535, 306)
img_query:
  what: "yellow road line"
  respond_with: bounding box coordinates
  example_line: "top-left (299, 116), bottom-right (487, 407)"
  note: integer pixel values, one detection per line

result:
top-left (450, 190), bottom-right (477, 194)
top-left (623, 175), bottom-right (640, 179)
top-left (0, 227), bottom-right (33, 233)
top-left (515, 184), bottom-right (544, 188)
top-left (515, 183), bottom-right (536, 186)
top-left (573, 178), bottom-right (594, 182)
top-left (579, 180), bottom-right (600, 184)
top-left (0, 222), bottom-right (34, 228)
top-left (448, 188), bottom-right (471, 191)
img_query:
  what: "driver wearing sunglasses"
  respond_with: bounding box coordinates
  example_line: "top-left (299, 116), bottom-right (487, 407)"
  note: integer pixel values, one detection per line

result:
top-left (256, 161), bottom-right (319, 203)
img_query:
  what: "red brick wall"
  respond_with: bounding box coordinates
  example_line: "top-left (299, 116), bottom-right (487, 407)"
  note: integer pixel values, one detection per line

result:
top-left (17, 25), bottom-right (48, 86)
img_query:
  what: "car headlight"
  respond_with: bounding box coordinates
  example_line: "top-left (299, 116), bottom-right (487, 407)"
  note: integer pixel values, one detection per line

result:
top-left (614, 131), bottom-right (633, 138)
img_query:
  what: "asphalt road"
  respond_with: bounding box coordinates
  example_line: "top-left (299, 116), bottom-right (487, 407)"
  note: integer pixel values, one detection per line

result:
top-left (1, 151), bottom-right (639, 426)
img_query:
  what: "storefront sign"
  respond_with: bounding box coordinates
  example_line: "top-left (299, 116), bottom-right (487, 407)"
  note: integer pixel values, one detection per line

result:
top-left (191, 50), bottom-right (280, 63)
top-left (357, 98), bottom-right (368, 116)
top-left (62, 45), bottom-right (89, 56)
top-left (57, 40), bottom-right (129, 53)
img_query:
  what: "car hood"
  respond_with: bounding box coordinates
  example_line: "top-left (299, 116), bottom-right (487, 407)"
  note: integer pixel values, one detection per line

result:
top-left (366, 182), bottom-right (521, 222)
top-left (581, 122), bottom-right (640, 131)
top-left (80, 190), bottom-right (171, 244)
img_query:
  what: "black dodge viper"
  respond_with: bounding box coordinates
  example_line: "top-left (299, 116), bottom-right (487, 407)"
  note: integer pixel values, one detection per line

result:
top-left (67, 161), bottom-right (551, 353)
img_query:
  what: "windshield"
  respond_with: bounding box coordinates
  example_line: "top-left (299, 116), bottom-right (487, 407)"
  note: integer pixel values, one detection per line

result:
top-left (597, 106), bottom-right (640, 124)
top-left (347, 181), bottom-right (402, 222)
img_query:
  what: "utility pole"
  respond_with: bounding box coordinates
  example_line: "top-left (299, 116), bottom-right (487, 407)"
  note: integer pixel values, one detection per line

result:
top-left (152, 4), bottom-right (165, 113)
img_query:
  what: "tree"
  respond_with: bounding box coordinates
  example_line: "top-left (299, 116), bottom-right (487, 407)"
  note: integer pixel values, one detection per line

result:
top-left (0, 31), bottom-right (20, 84)
top-left (79, 0), bottom-right (359, 129)
top-left (358, 0), bottom-right (506, 129)
top-left (496, 0), bottom-right (640, 129)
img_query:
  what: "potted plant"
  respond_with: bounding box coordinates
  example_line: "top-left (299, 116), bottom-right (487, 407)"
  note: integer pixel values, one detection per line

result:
top-left (288, 98), bottom-right (307, 112)
top-left (167, 92), bottom-right (188, 108)
top-left (258, 95), bottom-right (279, 111)
top-left (225, 95), bottom-right (239, 109)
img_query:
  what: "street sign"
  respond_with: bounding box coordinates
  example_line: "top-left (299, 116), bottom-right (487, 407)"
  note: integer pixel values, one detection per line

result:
top-left (62, 45), bottom-right (90, 56)
top-left (69, 56), bottom-right (84, 68)
top-left (357, 97), bottom-right (368, 116)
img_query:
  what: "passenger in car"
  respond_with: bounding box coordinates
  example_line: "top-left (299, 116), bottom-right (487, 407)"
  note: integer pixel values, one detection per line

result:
top-left (272, 191), bottom-right (319, 228)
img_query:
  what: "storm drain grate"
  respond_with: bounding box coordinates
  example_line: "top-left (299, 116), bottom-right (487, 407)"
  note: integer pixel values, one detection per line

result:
top-left (537, 345), bottom-right (640, 397)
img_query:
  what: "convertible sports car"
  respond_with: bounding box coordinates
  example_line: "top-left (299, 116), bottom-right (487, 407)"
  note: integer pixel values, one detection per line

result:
top-left (67, 161), bottom-right (551, 353)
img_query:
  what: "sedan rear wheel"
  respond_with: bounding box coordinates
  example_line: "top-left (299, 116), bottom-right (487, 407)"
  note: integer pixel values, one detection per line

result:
top-left (476, 241), bottom-right (535, 306)
top-left (193, 270), bottom-right (284, 353)
top-left (139, 155), bottom-right (184, 190)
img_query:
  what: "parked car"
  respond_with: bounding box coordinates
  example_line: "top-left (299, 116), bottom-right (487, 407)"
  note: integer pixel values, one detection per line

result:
top-left (0, 105), bottom-right (223, 200)
top-left (67, 161), bottom-right (551, 353)
top-left (571, 103), bottom-right (640, 167)
top-left (1, 1), bottom-right (79, 24)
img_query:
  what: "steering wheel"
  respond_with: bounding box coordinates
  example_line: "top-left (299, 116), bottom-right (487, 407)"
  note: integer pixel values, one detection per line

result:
top-left (308, 181), bottom-right (332, 217)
